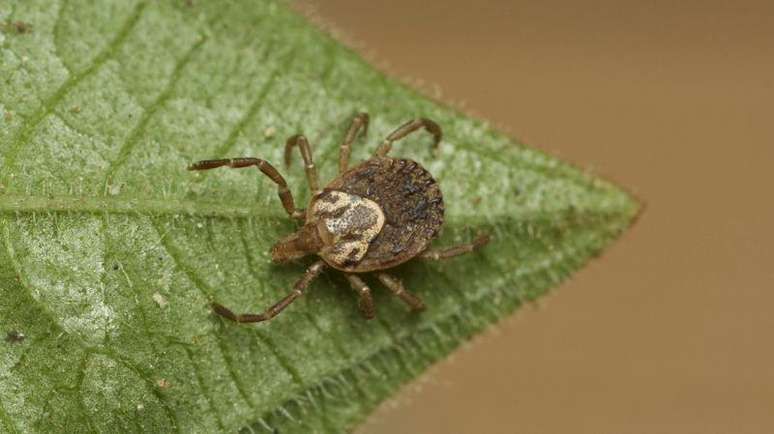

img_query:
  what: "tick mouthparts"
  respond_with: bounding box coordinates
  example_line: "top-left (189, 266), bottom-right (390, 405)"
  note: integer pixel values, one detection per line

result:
top-left (270, 223), bottom-right (324, 263)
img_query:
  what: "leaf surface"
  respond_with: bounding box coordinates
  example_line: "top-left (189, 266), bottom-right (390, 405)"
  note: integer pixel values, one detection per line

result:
top-left (0, 1), bottom-right (639, 432)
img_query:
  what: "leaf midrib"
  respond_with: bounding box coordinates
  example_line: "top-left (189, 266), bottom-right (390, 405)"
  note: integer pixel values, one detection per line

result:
top-left (0, 193), bottom-right (632, 226)
top-left (0, 193), bottom-right (266, 218)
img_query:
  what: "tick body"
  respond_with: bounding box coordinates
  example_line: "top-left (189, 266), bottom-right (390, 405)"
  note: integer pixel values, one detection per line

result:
top-left (190, 114), bottom-right (489, 323)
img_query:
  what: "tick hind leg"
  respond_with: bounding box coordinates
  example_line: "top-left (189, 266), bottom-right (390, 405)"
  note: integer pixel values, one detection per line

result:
top-left (419, 233), bottom-right (491, 261)
top-left (284, 134), bottom-right (321, 193)
top-left (376, 273), bottom-right (425, 312)
top-left (211, 261), bottom-right (326, 323)
top-left (374, 118), bottom-right (442, 158)
top-left (345, 274), bottom-right (375, 319)
top-left (338, 112), bottom-right (370, 173)
top-left (188, 158), bottom-right (304, 220)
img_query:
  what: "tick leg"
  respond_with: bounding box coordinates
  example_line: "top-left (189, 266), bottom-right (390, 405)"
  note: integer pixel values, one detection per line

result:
top-left (375, 273), bottom-right (425, 311)
top-left (345, 274), bottom-right (375, 319)
top-left (284, 134), bottom-right (321, 194)
top-left (188, 158), bottom-right (305, 220)
top-left (419, 233), bottom-right (491, 260)
top-left (338, 112), bottom-right (370, 173)
top-left (374, 118), bottom-right (442, 158)
top-left (211, 261), bottom-right (326, 323)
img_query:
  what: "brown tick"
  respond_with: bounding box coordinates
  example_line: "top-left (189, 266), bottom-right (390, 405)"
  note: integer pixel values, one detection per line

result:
top-left (189, 113), bottom-right (490, 322)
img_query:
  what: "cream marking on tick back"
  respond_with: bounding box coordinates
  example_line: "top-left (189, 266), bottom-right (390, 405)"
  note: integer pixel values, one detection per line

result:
top-left (310, 190), bottom-right (385, 267)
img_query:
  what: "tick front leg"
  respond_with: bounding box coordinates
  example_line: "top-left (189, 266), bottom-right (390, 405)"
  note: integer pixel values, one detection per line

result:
top-left (419, 233), bottom-right (491, 261)
top-left (188, 158), bottom-right (305, 220)
top-left (345, 274), bottom-right (375, 319)
top-left (338, 112), bottom-right (370, 173)
top-left (375, 273), bottom-right (425, 312)
top-left (211, 261), bottom-right (326, 323)
top-left (284, 134), bottom-right (321, 194)
top-left (374, 118), bottom-right (442, 158)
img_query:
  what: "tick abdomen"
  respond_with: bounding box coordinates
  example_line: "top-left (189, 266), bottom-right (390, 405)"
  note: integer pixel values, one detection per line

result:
top-left (321, 157), bottom-right (444, 272)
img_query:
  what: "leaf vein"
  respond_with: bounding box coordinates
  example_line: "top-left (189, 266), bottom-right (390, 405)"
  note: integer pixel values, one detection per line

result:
top-left (3, 212), bottom-right (182, 432)
top-left (93, 348), bottom-right (182, 434)
top-left (202, 220), bottom-right (260, 411)
top-left (1, 2), bottom-right (147, 186)
top-left (152, 216), bottom-right (308, 419)
top-left (236, 220), bottom-right (307, 389)
top-left (0, 194), bottom-right (279, 219)
top-left (183, 346), bottom-right (227, 432)
top-left (1, 218), bottom-right (69, 338)
top-left (75, 352), bottom-right (99, 434)
top-left (211, 50), bottom-right (291, 160)
top-left (102, 35), bottom-right (207, 191)
top-left (51, 0), bottom-right (73, 75)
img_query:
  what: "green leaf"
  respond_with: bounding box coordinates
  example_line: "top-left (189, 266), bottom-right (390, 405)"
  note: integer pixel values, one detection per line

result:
top-left (0, 1), bottom-right (640, 432)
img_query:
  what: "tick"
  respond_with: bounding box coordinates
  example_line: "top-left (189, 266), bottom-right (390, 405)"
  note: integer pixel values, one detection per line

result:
top-left (189, 113), bottom-right (490, 323)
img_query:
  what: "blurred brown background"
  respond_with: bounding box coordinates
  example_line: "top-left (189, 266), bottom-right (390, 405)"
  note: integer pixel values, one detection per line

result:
top-left (297, 1), bottom-right (774, 433)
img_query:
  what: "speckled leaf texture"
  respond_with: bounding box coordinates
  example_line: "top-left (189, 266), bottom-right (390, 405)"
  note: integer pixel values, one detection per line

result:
top-left (0, 1), bottom-right (639, 433)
